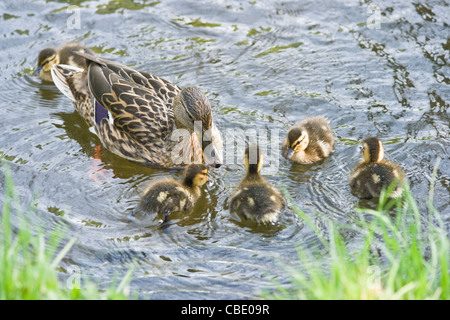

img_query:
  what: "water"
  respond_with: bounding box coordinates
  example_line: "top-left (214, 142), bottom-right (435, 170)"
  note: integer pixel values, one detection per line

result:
top-left (0, 0), bottom-right (449, 299)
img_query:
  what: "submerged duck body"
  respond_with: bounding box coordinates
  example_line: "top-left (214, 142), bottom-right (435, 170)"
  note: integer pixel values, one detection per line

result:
top-left (34, 43), bottom-right (93, 82)
top-left (282, 116), bottom-right (334, 164)
top-left (350, 137), bottom-right (405, 199)
top-left (229, 145), bottom-right (284, 224)
top-left (51, 52), bottom-right (223, 168)
top-left (134, 164), bottom-right (208, 218)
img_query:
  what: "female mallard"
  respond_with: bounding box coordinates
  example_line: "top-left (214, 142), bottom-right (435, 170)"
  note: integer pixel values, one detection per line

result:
top-left (51, 52), bottom-right (223, 168)
top-left (282, 116), bottom-right (334, 164)
top-left (229, 145), bottom-right (284, 224)
top-left (33, 43), bottom-right (93, 82)
top-left (350, 137), bottom-right (405, 199)
top-left (133, 164), bottom-right (208, 218)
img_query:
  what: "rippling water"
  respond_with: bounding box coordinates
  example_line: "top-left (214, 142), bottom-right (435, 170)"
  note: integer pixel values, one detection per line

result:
top-left (0, 0), bottom-right (449, 299)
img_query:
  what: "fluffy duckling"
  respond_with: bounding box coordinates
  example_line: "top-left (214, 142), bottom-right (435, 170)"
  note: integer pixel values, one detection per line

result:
top-left (350, 137), bottom-right (405, 199)
top-left (229, 145), bottom-right (284, 224)
top-left (33, 43), bottom-right (93, 82)
top-left (134, 164), bottom-right (208, 218)
top-left (282, 116), bottom-right (334, 164)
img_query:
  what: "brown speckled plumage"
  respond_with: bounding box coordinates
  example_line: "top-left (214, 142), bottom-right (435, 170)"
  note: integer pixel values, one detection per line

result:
top-left (51, 52), bottom-right (223, 168)
top-left (350, 137), bottom-right (406, 199)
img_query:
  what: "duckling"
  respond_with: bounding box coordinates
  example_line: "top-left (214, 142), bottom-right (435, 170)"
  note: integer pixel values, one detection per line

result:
top-left (134, 164), bottom-right (208, 218)
top-left (33, 43), bottom-right (93, 82)
top-left (282, 116), bottom-right (334, 164)
top-left (229, 145), bottom-right (284, 224)
top-left (350, 137), bottom-right (405, 199)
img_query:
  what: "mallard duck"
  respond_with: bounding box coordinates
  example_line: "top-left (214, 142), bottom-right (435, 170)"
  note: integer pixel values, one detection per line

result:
top-left (282, 116), bottom-right (334, 164)
top-left (33, 43), bottom-right (93, 82)
top-left (350, 137), bottom-right (405, 199)
top-left (229, 145), bottom-right (284, 224)
top-left (133, 164), bottom-right (208, 218)
top-left (51, 51), bottom-right (223, 168)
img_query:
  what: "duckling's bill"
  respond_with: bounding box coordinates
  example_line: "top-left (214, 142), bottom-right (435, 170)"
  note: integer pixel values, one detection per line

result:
top-left (33, 66), bottom-right (42, 76)
top-left (284, 147), bottom-right (295, 160)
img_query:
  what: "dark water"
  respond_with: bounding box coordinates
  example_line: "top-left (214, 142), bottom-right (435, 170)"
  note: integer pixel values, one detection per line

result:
top-left (0, 0), bottom-right (449, 299)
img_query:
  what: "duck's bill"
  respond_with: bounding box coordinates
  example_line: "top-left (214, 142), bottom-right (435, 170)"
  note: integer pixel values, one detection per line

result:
top-left (285, 147), bottom-right (295, 160)
top-left (202, 124), bottom-right (223, 168)
top-left (203, 144), bottom-right (223, 168)
top-left (33, 66), bottom-right (42, 76)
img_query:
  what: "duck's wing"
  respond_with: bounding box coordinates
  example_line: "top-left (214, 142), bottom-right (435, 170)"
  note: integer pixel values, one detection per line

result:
top-left (84, 56), bottom-right (176, 147)
top-left (76, 52), bottom-right (181, 105)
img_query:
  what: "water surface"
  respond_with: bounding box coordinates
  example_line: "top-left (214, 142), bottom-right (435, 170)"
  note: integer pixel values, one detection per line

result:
top-left (0, 0), bottom-right (449, 299)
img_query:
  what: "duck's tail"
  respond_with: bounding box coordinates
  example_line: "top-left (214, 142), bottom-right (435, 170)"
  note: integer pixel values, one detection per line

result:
top-left (51, 64), bottom-right (96, 128)
top-left (258, 210), bottom-right (280, 225)
top-left (51, 64), bottom-right (84, 102)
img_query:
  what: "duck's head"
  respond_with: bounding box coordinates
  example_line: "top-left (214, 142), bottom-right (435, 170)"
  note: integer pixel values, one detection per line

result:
top-left (183, 163), bottom-right (209, 188)
top-left (244, 145), bottom-right (264, 174)
top-left (33, 48), bottom-right (60, 80)
top-left (284, 127), bottom-right (309, 160)
top-left (173, 87), bottom-right (223, 168)
top-left (361, 137), bottom-right (384, 163)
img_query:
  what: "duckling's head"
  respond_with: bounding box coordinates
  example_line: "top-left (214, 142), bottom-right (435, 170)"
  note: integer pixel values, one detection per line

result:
top-left (361, 137), bottom-right (385, 163)
top-left (284, 127), bottom-right (309, 160)
top-left (173, 87), bottom-right (223, 168)
top-left (244, 145), bottom-right (264, 174)
top-left (183, 163), bottom-right (209, 188)
top-left (33, 48), bottom-right (60, 80)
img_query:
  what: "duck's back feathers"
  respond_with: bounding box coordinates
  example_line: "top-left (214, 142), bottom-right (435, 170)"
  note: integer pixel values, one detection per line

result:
top-left (87, 62), bottom-right (175, 149)
top-left (229, 176), bottom-right (284, 224)
top-left (350, 161), bottom-right (405, 199)
top-left (76, 51), bottom-right (181, 104)
top-left (135, 179), bottom-right (194, 217)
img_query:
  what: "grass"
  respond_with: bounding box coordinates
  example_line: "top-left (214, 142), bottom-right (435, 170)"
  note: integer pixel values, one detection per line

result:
top-left (0, 164), bottom-right (133, 300)
top-left (265, 159), bottom-right (449, 300)
top-left (2, 159), bottom-right (448, 300)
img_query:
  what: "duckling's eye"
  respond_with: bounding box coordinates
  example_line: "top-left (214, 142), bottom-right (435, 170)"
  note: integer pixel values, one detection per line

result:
top-left (293, 139), bottom-right (303, 148)
top-left (41, 55), bottom-right (56, 66)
